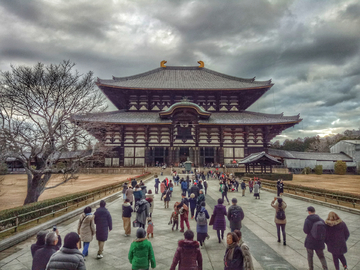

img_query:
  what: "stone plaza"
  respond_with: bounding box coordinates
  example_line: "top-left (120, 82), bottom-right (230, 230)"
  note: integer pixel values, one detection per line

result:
top-left (1, 176), bottom-right (360, 270)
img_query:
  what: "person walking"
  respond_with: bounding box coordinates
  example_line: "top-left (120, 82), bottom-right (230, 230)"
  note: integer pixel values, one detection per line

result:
top-left (133, 185), bottom-right (143, 205)
top-left (94, 200), bottom-right (112, 259)
top-left (190, 182), bottom-right (200, 199)
top-left (126, 185), bottom-right (134, 205)
top-left (196, 189), bottom-right (206, 214)
top-left (170, 230), bottom-right (202, 270)
top-left (163, 188), bottom-right (171, 208)
top-left (122, 182), bottom-right (128, 200)
top-left (131, 179), bottom-right (137, 190)
top-left (146, 190), bottom-right (154, 217)
top-left (303, 206), bottom-right (328, 270)
top-left (189, 193), bottom-right (197, 219)
top-left (154, 175), bottom-right (160, 194)
top-left (248, 179), bottom-right (254, 194)
top-left (179, 193), bottom-right (191, 232)
top-left (169, 206), bottom-right (179, 231)
top-left (181, 178), bottom-right (188, 194)
top-left (195, 201), bottom-right (210, 248)
top-left (135, 198), bottom-right (150, 229)
top-left (325, 211), bottom-right (350, 270)
top-left (234, 230), bottom-right (254, 270)
top-left (32, 232), bottom-right (58, 270)
top-left (271, 197), bottom-right (287, 245)
top-left (128, 228), bottom-right (156, 270)
top-left (31, 230), bottom-right (61, 257)
top-left (227, 198), bottom-right (244, 232)
top-left (46, 232), bottom-right (85, 270)
top-left (253, 182), bottom-right (260, 199)
top-left (160, 181), bottom-right (166, 200)
top-left (212, 198), bottom-right (227, 243)
top-left (77, 206), bottom-right (95, 257)
top-left (224, 232), bottom-right (243, 270)
top-left (203, 180), bottom-right (208, 195)
top-left (241, 181), bottom-right (246, 196)
top-left (221, 181), bottom-right (230, 205)
top-left (122, 199), bottom-right (133, 236)
top-left (276, 179), bottom-right (281, 197)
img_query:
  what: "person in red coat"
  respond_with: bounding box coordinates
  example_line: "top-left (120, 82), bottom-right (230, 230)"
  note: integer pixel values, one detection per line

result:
top-left (170, 230), bottom-right (202, 270)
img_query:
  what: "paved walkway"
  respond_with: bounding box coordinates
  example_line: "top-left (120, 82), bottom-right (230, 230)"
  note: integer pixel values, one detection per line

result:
top-left (1, 176), bottom-right (360, 270)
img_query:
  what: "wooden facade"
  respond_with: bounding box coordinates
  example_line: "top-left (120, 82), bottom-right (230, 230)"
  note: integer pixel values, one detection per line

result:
top-left (74, 62), bottom-right (302, 167)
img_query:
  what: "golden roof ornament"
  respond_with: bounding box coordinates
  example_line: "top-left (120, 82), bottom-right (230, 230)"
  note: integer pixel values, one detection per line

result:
top-left (160, 60), bottom-right (167, 68)
top-left (198, 61), bottom-right (204, 68)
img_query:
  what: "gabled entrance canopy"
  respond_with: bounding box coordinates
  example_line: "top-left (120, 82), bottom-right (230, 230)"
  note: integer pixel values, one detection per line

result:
top-left (239, 151), bottom-right (281, 173)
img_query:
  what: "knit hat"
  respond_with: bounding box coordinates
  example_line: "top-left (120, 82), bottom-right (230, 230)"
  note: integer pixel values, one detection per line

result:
top-left (63, 232), bottom-right (80, 249)
top-left (136, 228), bottom-right (146, 238)
top-left (190, 193), bottom-right (195, 198)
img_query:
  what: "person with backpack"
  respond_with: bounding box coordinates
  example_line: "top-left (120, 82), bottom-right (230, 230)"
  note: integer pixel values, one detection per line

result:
top-left (271, 197), bottom-right (287, 245)
top-left (190, 182), bottom-right (200, 199)
top-left (181, 178), bottom-right (188, 194)
top-left (196, 189), bottom-right (206, 214)
top-left (135, 198), bottom-right (150, 229)
top-left (160, 180), bottom-right (166, 200)
top-left (234, 230), bottom-right (254, 270)
top-left (224, 232), bottom-right (243, 270)
top-left (212, 198), bottom-right (227, 243)
top-left (227, 198), bottom-right (244, 232)
top-left (325, 211), bottom-right (350, 270)
top-left (94, 200), bottom-right (112, 259)
top-left (303, 206), bottom-right (328, 270)
top-left (170, 230), bottom-right (202, 270)
top-left (195, 201), bottom-right (210, 248)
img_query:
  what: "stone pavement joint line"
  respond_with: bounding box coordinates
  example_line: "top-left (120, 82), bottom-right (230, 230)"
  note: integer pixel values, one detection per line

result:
top-left (1, 175), bottom-right (360, 270)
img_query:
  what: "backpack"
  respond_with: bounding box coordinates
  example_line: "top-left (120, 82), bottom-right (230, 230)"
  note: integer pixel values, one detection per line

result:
top-left (197, 211), bottom-right (207, 225)
top-left (276, 208), bottom-right (286, 220)
top-left (230, 209), bottom-right (243, 222)
top-left (311, 220), bottom-right (326, 241)
top-left (181, 181), bottom-right (187, 190)
top-left (136, 203), bottom-right (145, 214)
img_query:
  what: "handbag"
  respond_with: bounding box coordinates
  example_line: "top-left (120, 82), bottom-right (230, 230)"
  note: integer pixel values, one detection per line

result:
top-left (209, 214), bottom-right (215, 226)
top-left (133, 220), bottom-right (140, 228)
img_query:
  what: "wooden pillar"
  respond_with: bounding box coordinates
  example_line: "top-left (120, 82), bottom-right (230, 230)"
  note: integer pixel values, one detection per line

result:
top-left (219, 126), bottom-right (224, 165)
top-left (244, 126), bottom-right (249, 157)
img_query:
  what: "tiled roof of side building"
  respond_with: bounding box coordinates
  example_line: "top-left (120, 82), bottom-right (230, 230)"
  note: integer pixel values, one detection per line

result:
top-left (268, 148), bottom-right (353, 161)
top-left (239, 151), bottom-right (281, 164)
top-left (97, 66), bottom-right (273, 90)
top-left (72, 110), bottom-right (301, 125)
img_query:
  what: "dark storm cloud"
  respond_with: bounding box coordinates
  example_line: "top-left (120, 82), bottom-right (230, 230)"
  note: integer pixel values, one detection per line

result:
top-left (0, 0), bottom-right (359, 141)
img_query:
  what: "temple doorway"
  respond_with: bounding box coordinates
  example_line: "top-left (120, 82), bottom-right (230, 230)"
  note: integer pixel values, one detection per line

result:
top-left (179, 147), bottom-right (189, 163)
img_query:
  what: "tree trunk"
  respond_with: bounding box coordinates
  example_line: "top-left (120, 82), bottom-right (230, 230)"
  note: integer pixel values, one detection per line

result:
top-left (23, 172), bottom-right (51, 205)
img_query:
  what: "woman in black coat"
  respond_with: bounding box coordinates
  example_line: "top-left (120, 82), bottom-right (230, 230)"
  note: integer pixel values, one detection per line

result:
top-left (325, 211), bottom-right (350, 270)
top-left (224, 232), bottom-right (243, 270)
top-left (94, 200), bottom-right (112, 259)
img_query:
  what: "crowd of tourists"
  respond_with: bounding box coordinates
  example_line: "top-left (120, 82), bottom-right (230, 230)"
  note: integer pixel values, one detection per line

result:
top-left (30, 172), bottom-right (350, 270)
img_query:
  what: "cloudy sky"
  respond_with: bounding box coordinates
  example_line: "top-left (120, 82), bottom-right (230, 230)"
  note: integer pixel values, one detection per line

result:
top-left (0, 0), bottom-right (359, 143)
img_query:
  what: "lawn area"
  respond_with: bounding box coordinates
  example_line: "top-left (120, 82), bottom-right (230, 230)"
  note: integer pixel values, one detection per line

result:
top-left (0, 173), bottom-right (136, 211)
top-left (291, 174), bottom-right (360, 195)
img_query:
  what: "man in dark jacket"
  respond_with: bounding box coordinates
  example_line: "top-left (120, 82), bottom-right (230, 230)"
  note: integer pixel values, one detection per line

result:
top-left (131, 179), bottom-right (137, 190)
top-left (31, 230), bottom-right (61, 258)
top-left (170, 230), bottom-right (202, 270)
top-left (303, 206), bottom-right (328, 270)
top-left (32, 232), bottom-right (58, 270)
top-left (94, 200), bottom-right (112, 259)
top-left (190, 183), bottom-right (200, 199)
top-left (227, 198), bottom-right (245, 232)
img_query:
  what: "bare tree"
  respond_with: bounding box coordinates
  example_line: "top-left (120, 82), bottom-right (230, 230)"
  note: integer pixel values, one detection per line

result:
top-left (0, 60), bottom-right (107, 204)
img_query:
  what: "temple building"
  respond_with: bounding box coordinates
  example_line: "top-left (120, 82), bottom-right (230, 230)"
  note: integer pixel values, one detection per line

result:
top-left (73, 61), bottom-right (302, 167)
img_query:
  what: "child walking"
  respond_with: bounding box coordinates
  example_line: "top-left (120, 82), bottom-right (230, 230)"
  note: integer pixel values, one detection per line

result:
top-left (169, 205), bottom-right (179, 231)
top-left (147, 217), bottom-right (154, 238)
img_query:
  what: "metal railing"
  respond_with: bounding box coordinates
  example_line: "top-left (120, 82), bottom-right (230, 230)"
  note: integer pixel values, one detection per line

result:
top-left (0, 173), bottom-right (152, 234)
top-left (243, 179), bottom-right (360, 209)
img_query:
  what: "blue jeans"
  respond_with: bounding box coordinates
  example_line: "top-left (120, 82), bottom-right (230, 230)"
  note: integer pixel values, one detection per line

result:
top-left (82, 242), bottom-right (90, 257)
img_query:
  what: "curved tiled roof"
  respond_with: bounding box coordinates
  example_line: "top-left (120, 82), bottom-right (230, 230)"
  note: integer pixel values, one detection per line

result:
top-left (268, 149), bottom-right (353, 161)
top-left (239, 151), bottom-right (281, 164)
top-left (72, 110), bottom-right (301, 125)
top-left (159, 101), bottom-right (211, 119)
top-left (97, 66), bottom-right (273, 90)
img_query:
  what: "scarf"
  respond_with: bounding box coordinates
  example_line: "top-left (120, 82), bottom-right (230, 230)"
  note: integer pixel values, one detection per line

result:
top-left (225, 242), bottom-right (238, 261)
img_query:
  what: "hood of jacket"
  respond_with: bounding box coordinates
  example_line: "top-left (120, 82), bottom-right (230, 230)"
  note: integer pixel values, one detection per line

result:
top-left (325, 219), bottom-right (342, 227)
top-left (134, 238), bottom-right (147, 243)
top-left (214, 204), bottom-right (226, 211)
top-left (178, 239), bottom-right (199, 248)
top-left (123, 202), bottom-right (131, 207)
top-left (306, 214), bottom-right (322, 223)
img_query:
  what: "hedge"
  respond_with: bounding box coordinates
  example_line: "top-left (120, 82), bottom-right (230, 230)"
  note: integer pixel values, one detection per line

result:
top-left (234, 173), bottom-right (293, 181)
top-left (314, 165), bottom-right (323, 175)
top-left (0, 172), bottom-right (151, 226)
